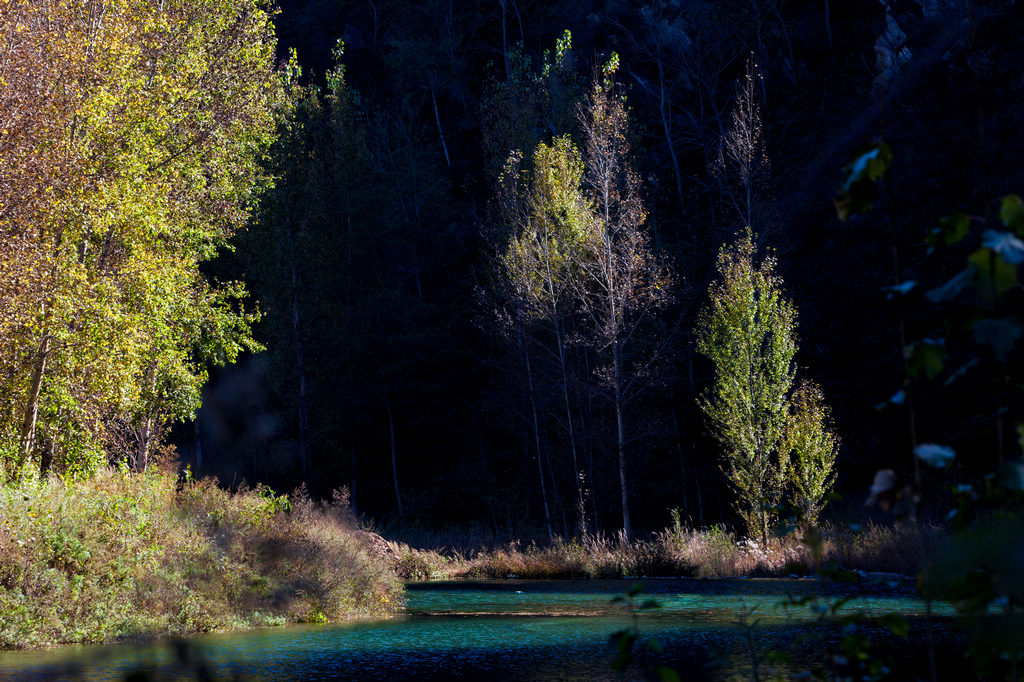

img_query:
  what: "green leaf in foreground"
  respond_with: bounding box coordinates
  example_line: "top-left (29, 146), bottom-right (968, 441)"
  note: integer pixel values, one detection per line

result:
top-left (835, 142), bottom-right (892, 221)
top-left (927, 211), bottom-right (970, 248)
top-left (1001, 194), bottom-right (1024, 236)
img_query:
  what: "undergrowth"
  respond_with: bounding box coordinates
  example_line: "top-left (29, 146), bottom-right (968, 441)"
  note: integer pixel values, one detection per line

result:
top-left (0, 470), bottom-right (402, 649)
top-left (386, 520), bottom-right (942, 581)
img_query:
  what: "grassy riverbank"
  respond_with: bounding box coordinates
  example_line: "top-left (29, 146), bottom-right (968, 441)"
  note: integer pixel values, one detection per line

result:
top-left (0, 470), bottom-right (402, 649)
top-left (387, 521), bottom-right (944, 581)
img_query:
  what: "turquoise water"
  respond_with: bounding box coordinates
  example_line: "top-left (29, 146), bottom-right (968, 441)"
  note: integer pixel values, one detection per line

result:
top-left (0, 579), bottom-right (958, 680)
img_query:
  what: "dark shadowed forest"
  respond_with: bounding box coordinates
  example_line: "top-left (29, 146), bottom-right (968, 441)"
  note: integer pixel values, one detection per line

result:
top-left (182, 0), bottom-right (1024, 538)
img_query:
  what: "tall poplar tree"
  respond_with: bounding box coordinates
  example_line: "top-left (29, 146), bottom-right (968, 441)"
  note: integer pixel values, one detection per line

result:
top-left (578, 56), bottom-right (671, 540)
top-left (696, 232), bottom-right (796, 545)
top-left (500, 136), bottom-right (592, 535)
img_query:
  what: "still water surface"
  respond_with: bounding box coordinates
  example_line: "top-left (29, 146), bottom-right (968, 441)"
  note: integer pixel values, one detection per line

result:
top-left (0, 579), bottom-right (957, 681)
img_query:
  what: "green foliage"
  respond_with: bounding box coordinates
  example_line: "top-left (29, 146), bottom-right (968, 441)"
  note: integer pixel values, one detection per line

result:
top-left (500, 136), bottom-right (592, 314)
top-left (697, 232), bottom-right (797, 545)
top-left (609, 582), bottom-right (679, 681)
top-left (834, 141), bottom-right (893, 221)
top-left (838, 133), bottom-right (1024, 678)
top-left (784, 380), bottom-right (839, 528)
top-left (0, 469), bottom-right (402, 648)
top-left (0, 0), bottom-right (282, 480)
top-left (480, 30), bottom-right (581, 181)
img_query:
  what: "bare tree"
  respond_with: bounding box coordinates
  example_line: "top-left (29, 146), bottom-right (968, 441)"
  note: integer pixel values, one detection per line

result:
top-left (718, 55), bottom-right (770, 232)
top-left (578, 57), bottom-right (672, 540)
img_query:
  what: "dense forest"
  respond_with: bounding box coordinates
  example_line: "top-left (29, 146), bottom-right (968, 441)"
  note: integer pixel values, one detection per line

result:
top-left (207, 0), bottom-right (1020, 537)
top-left (3, 0), bottom-right (1022, 541)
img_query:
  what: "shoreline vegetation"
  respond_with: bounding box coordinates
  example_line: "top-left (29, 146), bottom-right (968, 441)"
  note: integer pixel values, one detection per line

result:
top-left (0, 465), bottom-right (942, 650)
top-left (0, 467), bottom-right (402, 650)
top-left (386, 520), bottom-right (943, 583)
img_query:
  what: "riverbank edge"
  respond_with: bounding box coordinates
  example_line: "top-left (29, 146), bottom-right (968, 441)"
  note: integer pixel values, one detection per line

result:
top-left (385, 523), bottom-right (942, 583)
top-left (0, 470), bottom-right (403, 650)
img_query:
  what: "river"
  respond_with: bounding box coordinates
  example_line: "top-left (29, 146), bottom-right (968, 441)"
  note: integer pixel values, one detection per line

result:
top-left (0, 578), bottom-right (961, 680)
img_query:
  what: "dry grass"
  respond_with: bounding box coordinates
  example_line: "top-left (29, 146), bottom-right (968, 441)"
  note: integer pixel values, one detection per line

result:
top-left (0, 470), bottom-right (402, 649)
top-left (385, 520), bottom-right (945, 582)
top-left (819, 521), bottom-right (945, 575)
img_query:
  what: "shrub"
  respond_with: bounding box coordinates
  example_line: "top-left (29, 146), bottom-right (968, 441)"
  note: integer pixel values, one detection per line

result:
top-left (0, 469), bottom-right (402, 648)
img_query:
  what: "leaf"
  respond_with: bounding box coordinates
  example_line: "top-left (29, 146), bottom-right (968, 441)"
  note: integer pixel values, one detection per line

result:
top-left (835, 142), bottom-right (892, 221)
top-left (645, 636), bottom-right (665, 653)
top-left (654, 665), bottom-right (682, 682)
top-left (981, 230), bottom-right (1024, 265)
top-left (802, 527), bottom-right (824, 562)
top-left (915, 443), bottom-right (955, 468)
top-left (883, 280), bottom-right (916, 299)
top-left (1000, 460), bottom-right (1024, 491)
top-left (628, 581), bottom-right (644, 597)
top-left (972, 317), bottom-right (1024, 361)
top-left (943, 358), bottom-right (980, 385)
top-left (1001, 195), bottom-right (1024, 236)
top-left (968, 249), bottom-right (1017, 305)
top-left (926, 265), bottom-right (975, 303)
top-left (907, 340), bottom-right (945, 379)
top-left (878, 614), bottom-right (910, 638)
top-left (610, 629), bottom-right (636, 656)
top-left (875, 389), bottom-right (905, 411)
top-left (943, 569), bottom-right (996, 615)
top-left (927, 211), bottom-right (970, 247)
top-left (865, 469), bottom-right (897, 506)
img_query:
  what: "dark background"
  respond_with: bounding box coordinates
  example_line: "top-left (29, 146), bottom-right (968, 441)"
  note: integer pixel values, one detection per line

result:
top-left (177, 0), bottom-right (1024, 539)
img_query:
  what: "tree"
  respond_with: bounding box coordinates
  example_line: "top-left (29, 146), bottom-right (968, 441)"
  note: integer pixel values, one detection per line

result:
top-left (480, 30), bottom-right (581, 182)
top-left (696, 231), bottom-right (796, 545)
top-left (718, 56), bottom-right (769, 234)
top-left (500, 136), bottom-right (592, 535)
top-left (0, 0), bottom-right (280, 480)
top-left (578, 56), bottom-right (672, 540)
top-left (784, 378), bottom-right (839, 528)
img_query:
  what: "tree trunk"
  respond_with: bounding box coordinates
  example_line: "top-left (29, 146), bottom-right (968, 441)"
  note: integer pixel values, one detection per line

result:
top-left (134, 362), bottom-right (159, 473)
top-left (657, 58), bottom-right (686, 211)
top-left (287, 212), bottom-right (313, 489)
top-left (292, 261), bottom-right (313, 488)
top-left (430, 87), bottom-right (451, 168)
top-left (696, 463), bottom-right (705, 526)
top-left (688, 357), bottom-right (706, 526)
top-left (20, 335), bottom-right (50, 471)
top-left (770, 1), bottom-right (796, 83)
top-left (194, 418), bottom-right (204, 477)
top-left (824, 0), bottom-right (832, 48)
top-left (349, 428), bottom-right (358, 515)
top-left (384, 388), bottom-right (403, 518)
top-left (582, 345), bottom-right (600, 535)
top-left (523, 328), bottom-right (553, 539)
top-left (547, 272), bottom-right (584, 536)
top-left (613, 340), bottom-right (631, 541)
top-left (670, 388), bottom-right (689, 518)
top-left (498, 0), bottom-right (510, 82)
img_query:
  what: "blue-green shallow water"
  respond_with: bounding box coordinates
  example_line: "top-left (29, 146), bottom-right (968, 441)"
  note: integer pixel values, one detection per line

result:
top-left (0, 579), bottom-right (961, 681)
